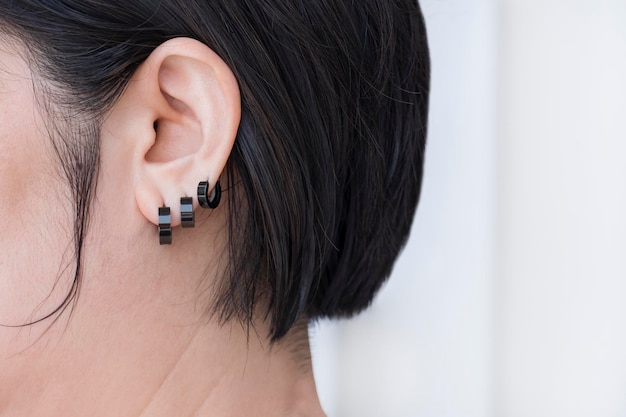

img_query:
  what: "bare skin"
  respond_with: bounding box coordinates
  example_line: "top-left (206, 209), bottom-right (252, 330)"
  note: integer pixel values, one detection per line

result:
top-left (0, 37), bottom-right (326, 417)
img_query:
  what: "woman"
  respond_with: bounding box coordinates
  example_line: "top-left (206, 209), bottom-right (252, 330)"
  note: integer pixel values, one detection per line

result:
top-left (0, 0), bottom-right (430, 415)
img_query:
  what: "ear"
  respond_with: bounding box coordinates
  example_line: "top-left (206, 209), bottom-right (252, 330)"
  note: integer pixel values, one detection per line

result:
top-left (108, 37), bottom-right (240, 226)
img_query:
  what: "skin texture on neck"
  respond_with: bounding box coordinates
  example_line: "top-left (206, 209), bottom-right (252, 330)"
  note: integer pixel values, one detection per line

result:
top-left (0, 38), bottom-right (325, 417)
top-left (0, 278), bottom-right (324, 417)
top-left (0, 195), bottom-right (325, 416)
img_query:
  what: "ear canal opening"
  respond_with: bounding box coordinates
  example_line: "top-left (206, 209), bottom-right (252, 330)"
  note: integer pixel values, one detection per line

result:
top-left (144, 117), bottom-right (203, 163)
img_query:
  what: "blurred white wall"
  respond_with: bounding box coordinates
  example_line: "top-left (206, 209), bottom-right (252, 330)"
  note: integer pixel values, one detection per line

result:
top-left (314, 1), bottom-right (626, 416)
top-left (312, 0), bottom-right (498, 416)
top-left (496, 1), bottom-right (626, 416)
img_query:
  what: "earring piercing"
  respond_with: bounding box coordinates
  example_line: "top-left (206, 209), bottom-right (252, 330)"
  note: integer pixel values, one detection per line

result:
top-left (198, 180), bottom-right (222, 209)
top-left (158, 206), bottom-right (172, 245)
top-left (180, 197), bottom-right (195, 228)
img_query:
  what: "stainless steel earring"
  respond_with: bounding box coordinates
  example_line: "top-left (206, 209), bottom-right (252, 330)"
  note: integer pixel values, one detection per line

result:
top-left (198, 180), bottom-right (221, 209)
top-left (159, 183), bottom-right (217, 244)
top-left (180, 197), bottom-right (195, 228)
top-left (158, 206), bottom-right (172, 245)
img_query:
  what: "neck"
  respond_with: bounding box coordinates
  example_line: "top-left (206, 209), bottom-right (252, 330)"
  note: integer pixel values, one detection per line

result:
top-left (0, 192), bottom-right (325, 416)
top-left (0, 231), bottom-right (325, 417)
top-left (1, 307), bottom-right (323, 417)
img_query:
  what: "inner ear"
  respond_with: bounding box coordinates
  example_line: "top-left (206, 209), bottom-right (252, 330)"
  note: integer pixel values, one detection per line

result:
top-left (145, 115), bottom-right (203, 163)
top-left (144, 55), bottom-right (211, 164)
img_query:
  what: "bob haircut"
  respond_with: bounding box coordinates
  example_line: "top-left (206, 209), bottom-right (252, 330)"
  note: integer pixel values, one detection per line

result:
top-left (0, 0), bottom-right (430, 341)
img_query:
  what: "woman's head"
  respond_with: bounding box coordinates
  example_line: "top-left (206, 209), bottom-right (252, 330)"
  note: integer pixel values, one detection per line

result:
top-left (0, 0), bottom-right (430, 341)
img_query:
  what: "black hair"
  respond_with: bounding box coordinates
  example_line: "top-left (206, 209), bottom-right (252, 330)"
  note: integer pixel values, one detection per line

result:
top-left (0, 0), bottom-right (430, 341)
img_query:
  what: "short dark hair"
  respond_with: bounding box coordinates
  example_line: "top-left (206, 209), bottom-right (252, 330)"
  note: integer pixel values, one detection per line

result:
top-left (0, 0), bottom-right (430, 341)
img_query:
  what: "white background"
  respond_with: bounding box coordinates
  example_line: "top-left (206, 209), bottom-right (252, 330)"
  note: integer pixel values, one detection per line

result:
top-left (312, 1), bottom-right (626, 416)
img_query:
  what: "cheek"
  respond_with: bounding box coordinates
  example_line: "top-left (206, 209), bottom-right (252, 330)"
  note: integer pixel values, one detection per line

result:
top-left (0, 64), bottom-right (74, 328)
top-left (0, 90), bottom-right (42, 205)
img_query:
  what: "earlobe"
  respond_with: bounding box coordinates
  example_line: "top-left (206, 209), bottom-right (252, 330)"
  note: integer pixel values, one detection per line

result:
top-left (104, 37), bottom-right (240, 228)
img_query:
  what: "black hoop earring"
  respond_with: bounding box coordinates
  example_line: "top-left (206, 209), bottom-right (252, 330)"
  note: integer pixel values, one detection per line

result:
top-left (180, 197), bottom-right (195, 228)
top-left (198, 180), bottom-right (221, 209)
top-left (158, 206), bottom-right (172, 245)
